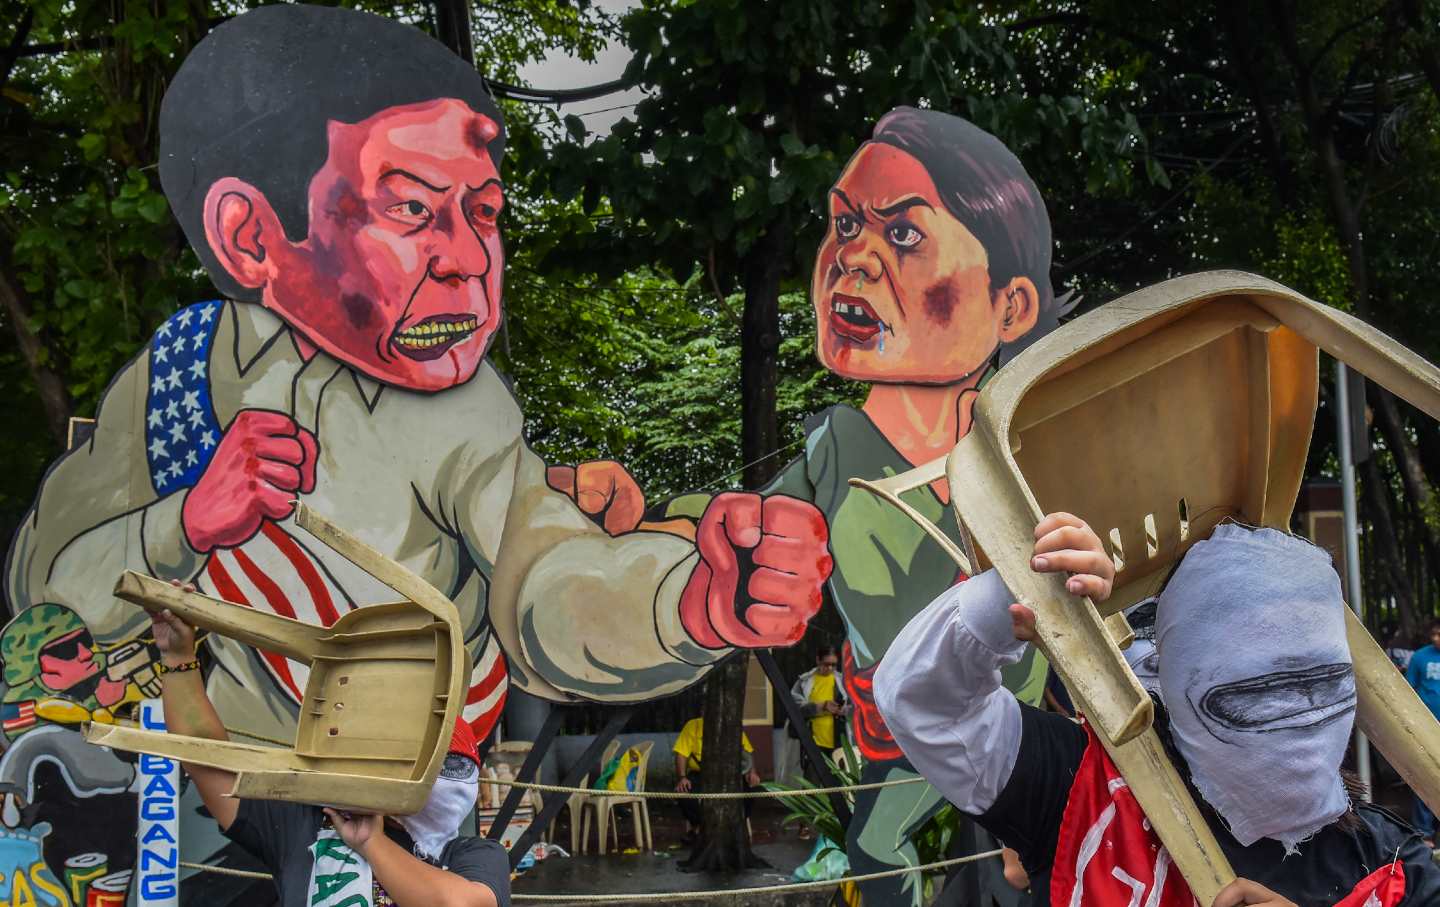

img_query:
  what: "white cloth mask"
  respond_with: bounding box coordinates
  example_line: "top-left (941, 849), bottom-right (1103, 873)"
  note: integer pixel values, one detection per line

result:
top-left (1155, 523), bottom-right (1355, 852)
top-left (400, 755), bottom-right (480, 861)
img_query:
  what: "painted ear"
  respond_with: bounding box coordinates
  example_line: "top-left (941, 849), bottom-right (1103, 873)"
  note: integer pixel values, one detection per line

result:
top-left (996, 276), bottom-right (1040, 342)
top-left (201, 177), bottom-right (283, 290)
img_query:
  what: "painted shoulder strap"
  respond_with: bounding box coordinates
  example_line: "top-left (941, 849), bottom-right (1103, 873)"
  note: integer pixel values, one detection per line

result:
top-left (144, 300), bottom-right (224, 494)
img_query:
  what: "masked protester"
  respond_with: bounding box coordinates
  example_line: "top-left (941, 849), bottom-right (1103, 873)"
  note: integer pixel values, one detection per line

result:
top-left (150, 591), bottom-right (506, 907)
top-left (875, 516), bottom-right (1440, 907)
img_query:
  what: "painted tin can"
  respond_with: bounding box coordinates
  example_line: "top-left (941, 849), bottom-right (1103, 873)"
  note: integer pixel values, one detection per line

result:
top-left (64, 852), bottom-right (107, 904)
top-left (85, 869), bottom-right (131, 906)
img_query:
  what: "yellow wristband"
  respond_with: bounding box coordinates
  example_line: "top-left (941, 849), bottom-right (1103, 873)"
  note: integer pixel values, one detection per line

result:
top-left (157, 659), bottom-right (201, 675)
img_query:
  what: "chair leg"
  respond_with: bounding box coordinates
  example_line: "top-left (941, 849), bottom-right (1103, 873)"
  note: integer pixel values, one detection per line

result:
top-left (569, 801), bottom-right (581, 856)
top-left (597, 803), bottom-right (609, 856)
top-left (642, 802), bottom-right (652, 851)
top-left (580, 803), bottom-right (590, 855)
top-left (631, 803), bottom-right (643, 850)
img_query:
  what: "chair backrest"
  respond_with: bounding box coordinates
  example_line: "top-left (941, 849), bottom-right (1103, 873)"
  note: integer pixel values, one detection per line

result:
top-left (631, 740), bottom-right (655, 790)
top-left (851, 271), bottom-right (1440, 904)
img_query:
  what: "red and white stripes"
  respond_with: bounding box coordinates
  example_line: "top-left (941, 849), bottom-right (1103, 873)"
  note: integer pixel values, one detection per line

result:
top-left (199, 522), bottom-right (509, 739)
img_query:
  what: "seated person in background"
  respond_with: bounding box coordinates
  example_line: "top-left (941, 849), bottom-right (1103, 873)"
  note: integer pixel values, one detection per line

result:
top-left (875, 514), bottom-right (1440, 907)
top-left (152, 591), bottom-right (508, 907)
top-left (673, 716), bottom-right (761, 843)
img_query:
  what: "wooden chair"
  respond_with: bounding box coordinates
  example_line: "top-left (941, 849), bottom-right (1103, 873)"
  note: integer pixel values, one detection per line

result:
top-left (84, 504), bottom-right (465, 816)
top-left (580, 740), bottom-right (654, 855)
top-left (851, 271), bottom-right (1440, 905)
top-left (549, 739), bottom-right (619, 855)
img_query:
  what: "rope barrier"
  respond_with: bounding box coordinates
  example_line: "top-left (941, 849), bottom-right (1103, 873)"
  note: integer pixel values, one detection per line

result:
top-left (180, 860), bottom-right (273, 880)
top-left (510, 850), bottom-right (1002, 902)
top-left (475, 776), bottom-right (925, 799)
top-left (216, 724), bottom-right (923, 800)
top-left (181, 849), bottom-right (1005, 901)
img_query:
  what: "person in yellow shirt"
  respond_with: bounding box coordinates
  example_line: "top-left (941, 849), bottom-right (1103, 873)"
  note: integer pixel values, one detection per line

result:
top-left (789, 646), bottom-right (849, 770)
top-left (672, 716), bottom-right (760, 843)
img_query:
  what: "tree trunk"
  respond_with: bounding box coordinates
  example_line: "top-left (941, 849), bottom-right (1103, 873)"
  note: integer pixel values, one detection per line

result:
top-left (1361, 454), bottom-right (1422, 637)
top-left (1217, 4), bottom-right (1298, 207)
top-left (681, 652), bottom-right (769, 871)
top-left (1399, 0), bottom-right (1440, 107)
top-left (0, 262), bottom-right (72, 446)
top-left (683, 219), bottom-right (789, 872)
top-left (433, 0), bottom-right (475, 66)
top-left (1370, 387), bottom-right (1440, 580)
top-left (1269, 0), bottom-right (1376, 318)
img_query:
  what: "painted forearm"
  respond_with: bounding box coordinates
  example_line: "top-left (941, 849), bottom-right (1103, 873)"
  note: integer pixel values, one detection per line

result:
top-left (364, 833), bottom-right (496, 907)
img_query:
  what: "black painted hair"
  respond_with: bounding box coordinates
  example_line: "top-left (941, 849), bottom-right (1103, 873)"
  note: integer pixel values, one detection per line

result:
top-left (159, 4), bottom-right (505, 301)
top-left (816, 645), bottom-right (839, 662)
top-left (869, 107), bottom-right (1058, 364)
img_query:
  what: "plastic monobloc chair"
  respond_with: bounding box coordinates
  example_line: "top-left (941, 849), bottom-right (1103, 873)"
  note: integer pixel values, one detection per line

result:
top-left (852, 271), bottom-right (1440, 905)
top-left (84, 503), bottom-right (465, 815)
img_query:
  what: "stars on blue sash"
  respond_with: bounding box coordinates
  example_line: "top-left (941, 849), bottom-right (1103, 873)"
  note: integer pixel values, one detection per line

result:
top-left (144, 302), bottom-right (222, 494)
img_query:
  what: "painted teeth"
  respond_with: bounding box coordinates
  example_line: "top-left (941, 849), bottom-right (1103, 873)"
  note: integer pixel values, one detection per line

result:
top-left (396, 317), bottom-right (479, 347)
top-left (833, 302), bottom-right (869, 317)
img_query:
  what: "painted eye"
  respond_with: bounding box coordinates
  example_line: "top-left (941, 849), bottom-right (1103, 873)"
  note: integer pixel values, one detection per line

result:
top-left (385, 199), bottom-right (432, 223)
top-left (888, 224), bottom-right (923, 248)
top-left (835, 214), bottom-right (861, 240)
top-left (471, 203), bottom-right (499, 224)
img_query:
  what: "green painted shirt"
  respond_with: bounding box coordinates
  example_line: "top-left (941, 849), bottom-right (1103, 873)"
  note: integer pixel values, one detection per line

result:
top-left (765, 405), bottom-right (1047, 705)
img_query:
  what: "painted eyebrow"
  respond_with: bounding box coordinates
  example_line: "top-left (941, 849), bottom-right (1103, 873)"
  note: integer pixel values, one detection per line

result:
top-left (829, 188), bottom-right (863, 219)
top-left (465, 177), bottom-right (505, 194)
top-left (380, 168), bottom-right (449, 193)
top-left (872, 196), bottom-right (934, 218)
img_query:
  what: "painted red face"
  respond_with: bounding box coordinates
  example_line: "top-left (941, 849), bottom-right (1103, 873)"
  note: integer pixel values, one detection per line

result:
top-left (263, 98), bottom-right (504, 392)
top-left (811, 143), bottom-right (1024, 385)
top-left (38, 628), bottom-right (99, 691)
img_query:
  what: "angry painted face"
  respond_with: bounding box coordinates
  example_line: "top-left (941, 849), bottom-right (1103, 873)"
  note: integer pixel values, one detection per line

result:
top-left (811, 143), bottom-right (1037, 385)
top-left (215, 98), bottom-right (505, 392)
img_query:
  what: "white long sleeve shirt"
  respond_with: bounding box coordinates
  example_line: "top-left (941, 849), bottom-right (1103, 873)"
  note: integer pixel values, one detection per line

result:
top-left (872, 569), bottom-right (1026, 814)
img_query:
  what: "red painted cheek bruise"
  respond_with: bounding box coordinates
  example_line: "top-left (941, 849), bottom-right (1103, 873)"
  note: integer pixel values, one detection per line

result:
top-left (328, 183), bottom-right (368, 228)
top-left (922, 280), bottom-right (958, 327)
top-left (341, 293), bottom-right (379, 330)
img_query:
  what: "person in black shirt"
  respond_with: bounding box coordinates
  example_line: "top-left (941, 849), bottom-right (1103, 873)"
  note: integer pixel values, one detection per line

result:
top-left (151, 590), bottom-right (508, 907)
top-left (875, 513), bottom-right (1440, 907)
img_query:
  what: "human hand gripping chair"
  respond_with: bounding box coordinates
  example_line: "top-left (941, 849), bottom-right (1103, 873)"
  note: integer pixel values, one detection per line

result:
top-left (850, 271), bottom-right (1440, 905)
top-left (84, 503), bottom-right (465, 815)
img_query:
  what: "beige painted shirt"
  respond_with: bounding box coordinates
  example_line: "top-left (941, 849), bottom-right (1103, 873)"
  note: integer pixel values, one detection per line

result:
top-left (7, 301), bottom-right (724, 738)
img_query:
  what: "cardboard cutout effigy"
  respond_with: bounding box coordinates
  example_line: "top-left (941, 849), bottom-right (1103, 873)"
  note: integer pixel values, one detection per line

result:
top-left (1, 5), bottom-right (832, 900)
top-left (649, 107), bottom-right (1067, 905)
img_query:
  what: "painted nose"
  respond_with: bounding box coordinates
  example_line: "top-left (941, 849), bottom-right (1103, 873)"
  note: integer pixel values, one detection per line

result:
top-left (430, 207), bottom-right (494, 282)
top-left (834, 231), bottom-right (883, 283)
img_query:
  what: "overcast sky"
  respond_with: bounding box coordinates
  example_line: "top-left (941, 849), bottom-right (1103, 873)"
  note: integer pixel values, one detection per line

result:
top-left (515, 0), bottom-right (645, 138)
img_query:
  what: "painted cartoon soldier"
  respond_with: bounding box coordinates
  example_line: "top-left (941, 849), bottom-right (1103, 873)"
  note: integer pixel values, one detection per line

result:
top-left (4, 4), bottom-right (830, 753)
top-left (0, 604), bottom-right (158, 739)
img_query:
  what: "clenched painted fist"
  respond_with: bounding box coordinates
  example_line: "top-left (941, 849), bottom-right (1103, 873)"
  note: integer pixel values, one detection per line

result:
top-left (679, 493), bottom-right (832, 648)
